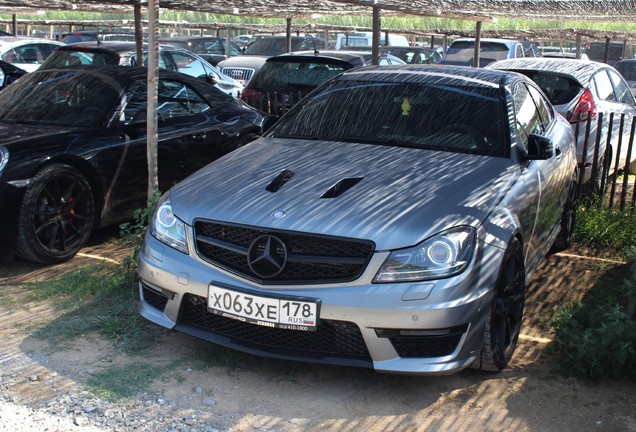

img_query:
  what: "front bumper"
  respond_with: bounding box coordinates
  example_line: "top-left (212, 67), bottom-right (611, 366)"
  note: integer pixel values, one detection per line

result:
top-left (137, 229), bottom-right (504, 375)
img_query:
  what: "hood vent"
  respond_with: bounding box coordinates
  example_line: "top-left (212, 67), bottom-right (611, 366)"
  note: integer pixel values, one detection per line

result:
top-left (321, 177), bottom-right (363, 199)
top-left (266, 169), bottom-right (295, 193)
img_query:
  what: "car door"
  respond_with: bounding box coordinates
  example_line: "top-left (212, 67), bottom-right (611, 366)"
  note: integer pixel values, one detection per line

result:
top-left (513, 81), bottom-right (563, 267)
top-left (607, 68), bottom-right (636, 169)
top-left (103, 77), bottom-right (235, 221)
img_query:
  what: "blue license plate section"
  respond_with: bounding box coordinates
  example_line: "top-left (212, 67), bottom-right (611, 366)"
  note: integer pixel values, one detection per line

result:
top-left (208, 284), bottom-right (319, 331)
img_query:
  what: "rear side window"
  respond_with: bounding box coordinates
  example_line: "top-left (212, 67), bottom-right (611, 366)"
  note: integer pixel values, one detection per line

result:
top-left (594, 70), bottom-right (617, 102)
top-left (608, 69), bottom-right (635, 105)
top-left (443, 41), bottom-right (510, 66)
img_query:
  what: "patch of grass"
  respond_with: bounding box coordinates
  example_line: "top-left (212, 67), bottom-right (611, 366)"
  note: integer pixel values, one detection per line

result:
top-left (29, 263), bottom-right (153, 352)
top-left (86, 361), bottom-right (169, 401)
top-left (573, 197), bottom-right (636, 254)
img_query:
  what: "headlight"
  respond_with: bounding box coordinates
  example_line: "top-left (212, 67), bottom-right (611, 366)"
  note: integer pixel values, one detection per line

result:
top-left (0, 146), bottom-right (8, 176)
top-left (374, 226), bottom-right (476, 282)
top-left (150, 196), bottom-right (189, 254)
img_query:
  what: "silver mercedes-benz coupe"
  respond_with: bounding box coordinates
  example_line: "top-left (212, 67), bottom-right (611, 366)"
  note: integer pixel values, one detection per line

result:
top-left (137, 65), bottom-right (578, 375)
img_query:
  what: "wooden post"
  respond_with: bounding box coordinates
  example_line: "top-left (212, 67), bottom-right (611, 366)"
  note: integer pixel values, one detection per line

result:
top-left (134, 2), bottom-right (143, 67)
top-left (147, 0), bottom-right (160, 199)
top-left (286, 18), bottom-right (292, 53)
top-left (372, 6), bottom-right (381, 65)
top-left (12, 14), bottom-right (16, 36)
top-left (384, 30), bottom-right (389, 46)
top-left (430, 35), bottom-right (435, 48)
top-left (576, 33), bottom-right (582, 59)
top-left (443, 34), bottom-right (448, 53)
top-left (473, 21), bottom-right (482, 68)
top-left (604, 36), bottom-right (610, 64)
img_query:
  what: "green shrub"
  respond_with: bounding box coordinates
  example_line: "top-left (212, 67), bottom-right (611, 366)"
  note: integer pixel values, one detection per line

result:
top-left (550, 260), bottom-right (636, 381)
top-left (573, 197), bottom-right (636, 252)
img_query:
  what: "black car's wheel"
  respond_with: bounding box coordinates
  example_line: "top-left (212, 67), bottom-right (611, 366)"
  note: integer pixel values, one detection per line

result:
top-left (472, 238), bottom-right (525, 372)
top-left (17, 164), bottom-right (95, 264)
top-left (551, 180), bottom-right (577, 253)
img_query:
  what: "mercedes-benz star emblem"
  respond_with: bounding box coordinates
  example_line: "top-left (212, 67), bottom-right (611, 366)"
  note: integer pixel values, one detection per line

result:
top-left (247, 235), bottom-right (288, 278)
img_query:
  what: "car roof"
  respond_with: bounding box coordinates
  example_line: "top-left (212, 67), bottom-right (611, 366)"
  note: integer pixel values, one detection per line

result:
top-left (450, 38), bottom-right (529, 47)
top-left (488, 57), bottom-right (611, 84)
top-left (339, 64), bottom-right (509, 88)
top-left (268, 50), bottom-right (371, 62)
top-left (159, 36), bottom-right (223, 42)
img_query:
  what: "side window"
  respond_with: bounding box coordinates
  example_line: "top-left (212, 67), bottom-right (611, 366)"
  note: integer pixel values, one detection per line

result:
top-left (14, 44), bottom-right (44, 63)
top-left (594, 70), bottom-right (616, 102)
top-left (527, 84), bottom-right (553, 131)
top-left (157, 80), bottom-right (211, 119)
top-left (608, 69), bottom-right (635, 106)
top-left (513, 82), bottom-right (543, 146)
top-left (169, 51), bottom-right (207, 79)
top-left (122, 82), bottom-right (148, 125)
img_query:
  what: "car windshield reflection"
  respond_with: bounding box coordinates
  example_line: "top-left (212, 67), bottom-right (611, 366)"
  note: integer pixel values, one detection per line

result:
top-left (269, 80), bottom-right (506, 157)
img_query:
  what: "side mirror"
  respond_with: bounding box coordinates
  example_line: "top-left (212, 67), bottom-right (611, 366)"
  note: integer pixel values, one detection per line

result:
top-left (525, 133), bottom-right (554, 160)
top-left (207, 74), bottom-right (220, 85)
top-left (262, 115), bottom-right (278, 133)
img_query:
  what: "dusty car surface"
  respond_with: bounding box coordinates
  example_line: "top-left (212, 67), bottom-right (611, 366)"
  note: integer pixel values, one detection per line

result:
top-left (0, 65), bottom-right (268, 263)
top-left (137, 65), bottom-right (578, 375)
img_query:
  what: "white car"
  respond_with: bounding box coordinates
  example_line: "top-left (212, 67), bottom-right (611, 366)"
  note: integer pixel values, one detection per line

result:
top-left (0, 36), bottom-right (65, 72)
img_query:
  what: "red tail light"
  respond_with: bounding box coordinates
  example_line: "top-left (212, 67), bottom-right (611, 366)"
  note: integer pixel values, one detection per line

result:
top-left (569, 88), bottom-right (597, 123)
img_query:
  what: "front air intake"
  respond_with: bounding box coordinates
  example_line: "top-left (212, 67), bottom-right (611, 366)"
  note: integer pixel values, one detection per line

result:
top-left (266, 169), bottom-right (295, 193)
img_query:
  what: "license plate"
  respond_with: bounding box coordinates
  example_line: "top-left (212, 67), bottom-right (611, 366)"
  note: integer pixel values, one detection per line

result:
top-left (208, 284), bottom-right (319, 331)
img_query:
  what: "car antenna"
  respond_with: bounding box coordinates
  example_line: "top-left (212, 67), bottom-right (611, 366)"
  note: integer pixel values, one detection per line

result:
top-left (311, 37), bottom-right (319, 55)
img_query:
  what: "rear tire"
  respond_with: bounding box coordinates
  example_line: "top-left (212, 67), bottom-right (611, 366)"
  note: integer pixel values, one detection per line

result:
top-left (472, 238), bottom-right (525, 372)
top-left (551, 181), bottom-right (577, 253)
top-left (17, 164), bottom-right (95, 264)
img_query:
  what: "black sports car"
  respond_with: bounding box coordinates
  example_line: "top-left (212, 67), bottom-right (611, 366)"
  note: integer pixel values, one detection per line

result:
top-left (0, 65), bottom-right (268, 263)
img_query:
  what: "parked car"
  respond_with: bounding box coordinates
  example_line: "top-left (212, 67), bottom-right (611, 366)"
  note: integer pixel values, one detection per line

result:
top-left (40, 42), bottom-right (244, 97)
top-left (441, 38), bottom-right (542, 67)
top-left (0, 36), bottom-right (65, 72)
top-left (0, 59), bottom-right (26, 90)
top-left (341, 45), bottom-right (442, 64)
top-left (614, 59), bottom-right (636, 96)
top-left (585, 41), bottom-right (634, 66)
top-left (241, 50), bottom-right (405, 116)
top-left (137, 64), bottom-right (578, 375)
top-left (234, 34), bottom-right (253, 48)
top-left (0, 65), bottom-right (269, 263)
top-left (488, 58), bottom-right (636, 184)
top-left (159, 36), bottom-right (242, 65)
top-left (334, 32), bottom-right (409, 50)
top-left (60, 30), bottom-right (99, 44)
top-left (217, 36), bottom-right (326, 86)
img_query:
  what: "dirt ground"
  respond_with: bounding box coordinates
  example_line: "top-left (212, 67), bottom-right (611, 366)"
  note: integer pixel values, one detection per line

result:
top-left (1, 233), bottom-right (636, 432)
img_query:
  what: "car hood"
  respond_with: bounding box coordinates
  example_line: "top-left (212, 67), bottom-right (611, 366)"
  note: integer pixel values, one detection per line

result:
top-left (170, 138), bottom-right (518, 250)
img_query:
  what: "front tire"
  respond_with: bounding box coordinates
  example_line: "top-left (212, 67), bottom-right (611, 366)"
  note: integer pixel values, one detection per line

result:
top-left (472, 238), bottom-right (525, 372)
top-left (17, 164), bottom-right (95, 264)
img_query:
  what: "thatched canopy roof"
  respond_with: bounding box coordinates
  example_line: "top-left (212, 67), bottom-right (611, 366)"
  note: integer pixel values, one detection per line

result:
top-left (0, 0), bottom-right (636, 23)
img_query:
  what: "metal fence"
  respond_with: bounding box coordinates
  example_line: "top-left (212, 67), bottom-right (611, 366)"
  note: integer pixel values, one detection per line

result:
top-left (575, 112), bottom-right (636, 210)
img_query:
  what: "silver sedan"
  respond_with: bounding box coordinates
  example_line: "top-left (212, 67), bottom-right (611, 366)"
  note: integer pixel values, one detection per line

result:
top-left (137, 65), bottom-right (578, 375)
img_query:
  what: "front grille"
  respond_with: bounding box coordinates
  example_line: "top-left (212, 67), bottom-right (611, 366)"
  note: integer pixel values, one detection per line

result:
top-left (180, 294), bottom-right (371, 360)
top-left (194, 220), bottom-right (374, 284)
top-left (221, 67), bottom-right (254, 82)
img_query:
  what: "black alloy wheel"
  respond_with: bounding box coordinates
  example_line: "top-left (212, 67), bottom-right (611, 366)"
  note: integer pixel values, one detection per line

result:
top-left (472, 238), bottom-right (525, 372)
top-left (17, 164), bottom-right (95, 264)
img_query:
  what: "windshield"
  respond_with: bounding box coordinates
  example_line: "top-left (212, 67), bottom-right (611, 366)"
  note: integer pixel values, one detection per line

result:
top-left (269, 78), bottom-right (506, 157)
top-left (250, 60), bottom-right (350, 92)
top-left (443, 42), bottom-right (510, 66)
top-left (0, 70), bottom-right (121, 127)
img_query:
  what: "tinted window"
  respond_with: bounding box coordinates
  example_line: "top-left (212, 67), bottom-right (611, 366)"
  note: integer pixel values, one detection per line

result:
top-left (521, 71), bottom-right (583, 105)
top-left (251, 60), bottom-right (349, 92)
top-left (527, 85), bottom-right (553, 131)
top-left (270, 79), bottom-right (505, 157)
top-left (594, 70), bottom-right (616, 101)
top-left (615, 61), bottom-right (636, 81)
top-left (513, 82), bottom-right (543, 145)
top-left (0, 70), bottom-right (120, 127)
top-left (123, 80), bottom-right (211, 124)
